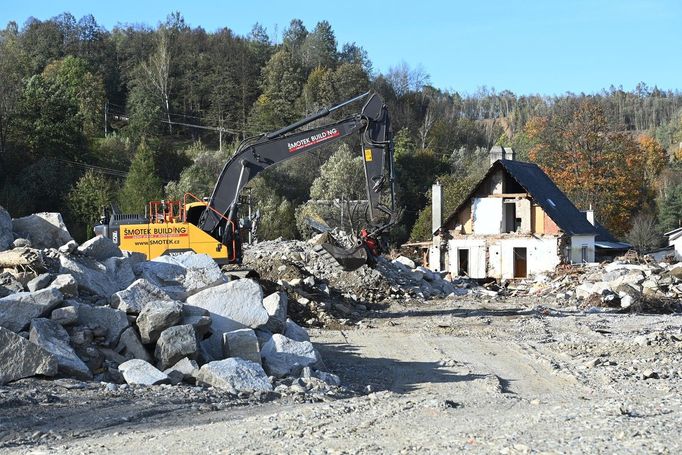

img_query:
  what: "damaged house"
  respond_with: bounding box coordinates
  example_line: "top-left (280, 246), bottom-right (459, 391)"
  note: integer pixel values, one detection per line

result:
top-left (429, 147), bottom-right (624, 279)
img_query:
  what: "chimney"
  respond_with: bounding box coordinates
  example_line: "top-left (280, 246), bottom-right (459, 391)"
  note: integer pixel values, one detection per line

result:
top-left (432, 181), bottom-right (442, 235)
top-left (584, 209), bottom-right (595, 225)
top-left (489, 146), bottom-right (515, 166)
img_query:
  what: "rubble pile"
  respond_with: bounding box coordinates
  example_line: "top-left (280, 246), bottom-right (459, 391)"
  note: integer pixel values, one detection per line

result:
top-left (0, 209), bottom-right (340, 397)
top-left (524, 257), bottom-right (682, 312)
top-left (243, 237), bottom-right (489, 324)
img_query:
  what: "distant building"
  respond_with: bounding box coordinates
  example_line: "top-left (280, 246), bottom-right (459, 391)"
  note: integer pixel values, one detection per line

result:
top-left (429, 148), bottom-right (627, 279)
top-left (661, 227), bottom-right (682, 261)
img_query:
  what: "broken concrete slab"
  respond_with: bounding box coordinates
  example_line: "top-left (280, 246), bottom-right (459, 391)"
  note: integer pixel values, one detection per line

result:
top-left (27, 273), bottom-right (54, 292)
top-left (284, 318), bottom-right (310, 342)
top-left (115, 327), bottom-right (152, 362)
top-left (136, 300), bottom-right (183, 344)
top-left (185, 279), bottom-right (268, 359)
top-left (110, 279), bottom-right (172, 314)
top-left (0, 326), bottom-right (57, 384)
top-left (260, 333), bottom-right (319, 377)
top-left (223, 328), bottom-right (261, 364)
top-left (0, 206), bottom-right (12, 252)
top-left (0, 288), bottom-right (63, 332)
top-left (118, 359), bottom-right (169, 386)
top-left (29, 318), bottom-right (92, 380)
top-left (77, 235), bottom-right (123, 261)
top-left (12, 212), bottom-right (73, 249)
top-left (196, 358), bottom-right (272, 393)
top-left (74, 303), bottom-right (129, 346)
top-left (155, 324), bottom-right (197, 370)
top-left (262, 291), bottom-right (288, 334)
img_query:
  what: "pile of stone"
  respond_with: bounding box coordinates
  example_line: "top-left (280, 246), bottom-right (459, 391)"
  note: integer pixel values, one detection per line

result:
top-left (525, 258), bottom-right (682, 312)
top-left (243, 237), bottom-right (487, 323)
top-left (0, 208), bottom-right (339, 395)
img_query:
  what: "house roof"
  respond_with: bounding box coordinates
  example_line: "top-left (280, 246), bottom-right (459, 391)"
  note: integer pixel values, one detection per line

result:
top-left (594, 221), bottom-right (631, 250)
top-left (665, 227), bottom-right (682, 241)
top-left (440, 159), bottom-right (598, 236)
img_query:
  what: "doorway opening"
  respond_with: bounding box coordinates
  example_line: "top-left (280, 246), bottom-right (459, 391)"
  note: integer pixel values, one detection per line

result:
top-left (458, 249), bottom-right (469, 276)
top-left (513, 247), bottom-right (527, 278)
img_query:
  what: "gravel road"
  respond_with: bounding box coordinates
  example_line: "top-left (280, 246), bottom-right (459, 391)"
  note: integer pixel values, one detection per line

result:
top-left (2, 297), bottom-right (681, 454)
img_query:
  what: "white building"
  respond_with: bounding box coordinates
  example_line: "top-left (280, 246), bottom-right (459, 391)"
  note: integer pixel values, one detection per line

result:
top-left (430, 149), bottom-right (609, 279)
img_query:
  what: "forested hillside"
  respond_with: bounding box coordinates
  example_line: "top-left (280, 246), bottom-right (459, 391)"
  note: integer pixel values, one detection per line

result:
top-left (2, 12), bottom-right (682, 248)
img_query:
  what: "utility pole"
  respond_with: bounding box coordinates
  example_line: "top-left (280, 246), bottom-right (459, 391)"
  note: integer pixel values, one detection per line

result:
top-left (104, 100), bottom-right (108, 135)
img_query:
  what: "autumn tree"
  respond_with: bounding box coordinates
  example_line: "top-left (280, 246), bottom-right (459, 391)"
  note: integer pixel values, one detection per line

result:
top-left (526, 100), bottom-right (664, 236)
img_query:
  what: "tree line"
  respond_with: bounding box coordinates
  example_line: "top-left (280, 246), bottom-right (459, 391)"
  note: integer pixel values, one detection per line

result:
top-left (1, 12), bottom-right (682, 250)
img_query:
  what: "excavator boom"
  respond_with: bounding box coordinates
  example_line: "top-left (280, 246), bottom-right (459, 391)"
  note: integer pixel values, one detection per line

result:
top-left (197, 91), bottom-right (396, 268)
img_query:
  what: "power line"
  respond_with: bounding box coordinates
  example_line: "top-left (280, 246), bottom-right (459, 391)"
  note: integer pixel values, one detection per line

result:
top-left (49, 158), bottom-right (128, 178)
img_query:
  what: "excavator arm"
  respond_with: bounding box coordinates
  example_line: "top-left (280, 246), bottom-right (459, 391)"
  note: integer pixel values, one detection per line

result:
top-left (197, 91), bottom-right (396, 266)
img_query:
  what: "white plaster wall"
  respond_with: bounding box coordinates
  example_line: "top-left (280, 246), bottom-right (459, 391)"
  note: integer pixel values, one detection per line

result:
top-left (498, 237), bottom-right (560, 279)
top-left (671, 237), bottom-right (682, 260)
top-left (447, 238), bottom-right (486, 278)
top-left (569, 235), bottom-right (596, 263)
top-left (472, 198), bottom-right (503, 235)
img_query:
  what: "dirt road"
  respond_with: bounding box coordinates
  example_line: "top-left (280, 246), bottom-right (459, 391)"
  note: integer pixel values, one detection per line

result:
top-left (2, 297), bottom-right (681, 453)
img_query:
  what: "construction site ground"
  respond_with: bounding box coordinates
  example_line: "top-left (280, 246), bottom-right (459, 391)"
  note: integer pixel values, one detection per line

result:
top-left (2, 296), bottom-right (681, 454)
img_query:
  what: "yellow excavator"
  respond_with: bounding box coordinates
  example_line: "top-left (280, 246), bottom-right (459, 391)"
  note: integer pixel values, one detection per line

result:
top-left (95, 91), bottom-right (396, 271)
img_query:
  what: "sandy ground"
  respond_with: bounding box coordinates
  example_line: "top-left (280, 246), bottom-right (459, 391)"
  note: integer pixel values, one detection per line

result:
top-left (2, 297), bottom-right (681, 454)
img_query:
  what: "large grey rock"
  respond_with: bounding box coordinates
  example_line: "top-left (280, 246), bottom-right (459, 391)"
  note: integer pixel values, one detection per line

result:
top-left (27, 273), bottom-right (54, 292)
top-left (12, 212), bottom-right (73, 249)
top-left (136, 252), bottom-right (225, 300)
top-left (114, 327), bottom-right (152, 362)
top-left (185, 279), bottom-right (268, 359)
top-left (48, 274), bottom-right (78, 298)
top-left (29, 318), bottom-right (92, 380)
top-left (0, 271), bottom-right (23, 297)
top-left (0, 206), bottom-right (13, 251)
top-left (284, 318), bottom-right (310, 342)
top-left (223, 328), bottom-right (261, 364)
top-left (181, 305), bottom-right (212, 338)
top-left (77, 235), bottom-right (123, 260)
top-left (0, 327), bottom-right (57, 384)
top-left (262, 292), bottom-right (288, 334)
top-left (58, 240), bottom-right (78, 254)
top-left (50, 305), bottom-right (79, 326)
top-left (163, 357), bottom-right (198, 384)
top-left (102, 257), bottom-right (136, 290)
top-left (118, 359), bottom-right (169, 385)
top-left (196, 358), bottom-right (272, 393)
top-left (0, 288), bottom-right (63, 332)
top-left (155, 324), bottom-right (197, 370)
top-left (110, 279), bottom-right (172, 314)
top-left (74, 303), bottom-right (129, 346)
top-left (58, 255), bottom-right (121, 297)
top-left (136, 300), bottom-right (183, 344)
top-left (260, 333), bottom-right (319, 377)
top-left (393, 256), bottom-right (416, 269)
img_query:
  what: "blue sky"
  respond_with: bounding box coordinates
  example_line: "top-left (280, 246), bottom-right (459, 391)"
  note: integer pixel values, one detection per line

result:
top-left (1, 0), bottom-right (680, 95)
